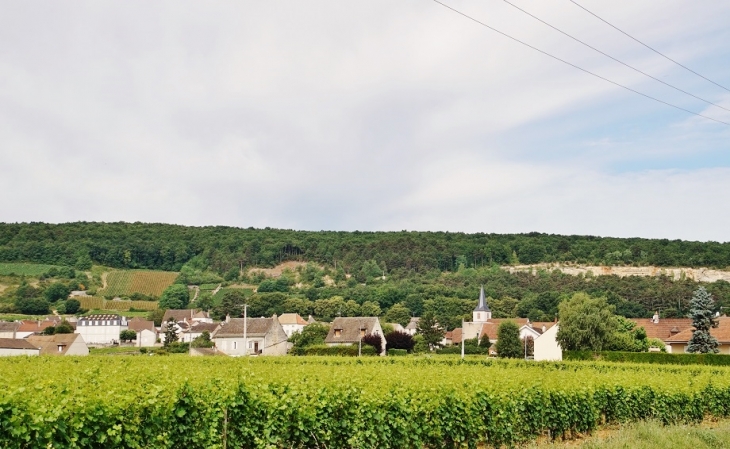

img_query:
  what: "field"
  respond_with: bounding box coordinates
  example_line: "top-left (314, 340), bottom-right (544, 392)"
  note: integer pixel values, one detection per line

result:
top-left (0, 262), bottom-right (62, 276)
top-left (76, 297), bottom-right (159, 311)
top-left (98, 270), bottom-right (178, 297)
top-left (2, 357), bottom-right (730, 448)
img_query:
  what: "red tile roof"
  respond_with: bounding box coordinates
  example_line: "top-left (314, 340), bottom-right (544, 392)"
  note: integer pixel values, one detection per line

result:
top-left (666, 317), bottom-right (730, 344)
top-left (629, 318), bottom-right (693, 341)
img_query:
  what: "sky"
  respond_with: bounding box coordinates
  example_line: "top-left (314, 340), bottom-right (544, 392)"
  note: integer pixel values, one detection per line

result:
top-left (1, 1), bottom-right (729, 241)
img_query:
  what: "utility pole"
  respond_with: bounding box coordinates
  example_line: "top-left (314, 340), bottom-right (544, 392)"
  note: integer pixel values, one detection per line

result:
top-left (461, 319), bottom-right (465, 360)
top-left (243, 304), bottom-right (248, 356)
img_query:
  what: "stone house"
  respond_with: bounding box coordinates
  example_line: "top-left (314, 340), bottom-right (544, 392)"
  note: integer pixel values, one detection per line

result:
top-left (278, 313), bottom-right (309, 338)
top-left (212, 315), bottom-right (288, 356)
top-left (324, 317), bottom-right (386, 355)
top-left (27, 333), bottom-right (89, 356)
top-left (0, 321), bottom-right (20, 339)
top-left (127, 317), bottom-right (159, 347)
top-left (0, 338), bottom-right (40, 356)
top-left (76, 314), bottom-right (128, 345)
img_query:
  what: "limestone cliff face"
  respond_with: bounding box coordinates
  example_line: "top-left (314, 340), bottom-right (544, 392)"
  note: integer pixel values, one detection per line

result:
top-left (504, 264), bottom-right (730, 283)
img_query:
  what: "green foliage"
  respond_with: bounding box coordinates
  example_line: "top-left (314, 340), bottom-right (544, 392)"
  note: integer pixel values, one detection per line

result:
top-left (423, 297), bottom-right (472, 331)
top-left (557, 293), bottom-right (619, 351)
top-left (495, 321), bottom-right (522, 358)
top-left (387, 349), bottom-right (408, 356)
top-left (687, 287), bottom-right (720, 354)
top-left (65, 299), bottom-right (81, 314)
top-left (565, 351), bottom-right (730, 366)
top-left (437, 345), bottom-right (488, 355)
top-left (302, 345), bottom-right (377, 356)
top-left (257, 278), bottom-right (289, 293)
top-left (212, 289), bottom-right (247, 320)
top-left (147, 308), bottom-right (165, 326)
top-left (361, 333), bottom-right (383, 354)
top-left (359, 300), bottom-right (381, 317)
top-left (163, 318), bottom-right (179, 347)
top-left (191, 331), bottom-right (214, 348)
top-left (55, 320), bottom-right (74, 334)
top-left (120, 329), bottom-right (137, 342)
top-left (0, 263), bottom-right (62, 276)
top-left (289, 323), bottom-right (330, 351)
top-left (383, 303), bottom-right (411, 327)
top-left (159, 284), bottom-right (190, 310)
top-left (44, 282), bottom-right (70, 302)
top-left (417, 312), bottom-right (445, 349)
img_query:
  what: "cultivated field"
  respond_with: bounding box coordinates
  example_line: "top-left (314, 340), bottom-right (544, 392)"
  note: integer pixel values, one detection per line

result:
top-left (2, 357), bottom-right (730, 448)
top-left (76, 297), bottom-right (158, 311)
top-left (0, 262), bottom-right (61, 276)
top-left (98, 270), bottom-right (178, 297)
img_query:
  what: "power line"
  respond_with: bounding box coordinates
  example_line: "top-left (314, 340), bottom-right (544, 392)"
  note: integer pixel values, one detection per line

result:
top-left (430, 0), bottom-right (730, 127)
top-left (501, 0), bottom-right (730, 113)
top-left (569, 0), bottom-right (730, 94)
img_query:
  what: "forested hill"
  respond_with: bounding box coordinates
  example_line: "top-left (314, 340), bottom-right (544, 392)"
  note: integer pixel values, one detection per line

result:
top-left (0, 222), bottom-right (729, 274)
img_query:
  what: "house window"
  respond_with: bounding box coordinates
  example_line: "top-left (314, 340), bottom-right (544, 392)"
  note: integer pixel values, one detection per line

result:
top-left (248, 341), bottom-right (254, 349)
top-left (113, 321), bottom-right (117, 325)
top-left (233, 342), bottom-right (237, 350)
top-left (360, 329), bottom-right (366, 337)
top-left (334, 329), bottom-right (342, 338)
top-left (57, 345), bottom-right (63, 352)
top-left (477, 313), bottom-right (480, 320)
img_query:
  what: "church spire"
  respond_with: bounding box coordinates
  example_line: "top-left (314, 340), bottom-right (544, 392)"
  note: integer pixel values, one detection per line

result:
top-left (473, 285), bottom-right (491, 322)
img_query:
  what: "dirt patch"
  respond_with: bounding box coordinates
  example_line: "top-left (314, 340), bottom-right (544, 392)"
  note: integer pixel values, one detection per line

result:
top-left (0, 284), bottom-right (7, 294)
top-left (505, 264), bottom-right (730, 283)
top-left (248, 261), bottom-right (310, 278)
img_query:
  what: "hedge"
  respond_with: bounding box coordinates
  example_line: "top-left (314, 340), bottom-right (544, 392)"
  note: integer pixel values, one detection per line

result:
top-left (565, 351), bottom-right (730, 366)
top-left (302, 345), bottom-right (377, 356)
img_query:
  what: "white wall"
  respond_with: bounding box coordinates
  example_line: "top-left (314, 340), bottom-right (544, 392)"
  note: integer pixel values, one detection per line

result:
top-left (534, 324), bottom-right (562, 362)
top-left (76, 323), bottom-right (124, 345)
top-left (136, 329), bottom-right (157, 347)
top-left (282, 323), bottom-right (305, 338)
top-left (0, 347), bottom-right (39, 356)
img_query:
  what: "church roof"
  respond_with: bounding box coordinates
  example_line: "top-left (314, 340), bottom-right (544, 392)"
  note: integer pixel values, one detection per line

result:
top-left (473, 286), bottom-right (491, 312)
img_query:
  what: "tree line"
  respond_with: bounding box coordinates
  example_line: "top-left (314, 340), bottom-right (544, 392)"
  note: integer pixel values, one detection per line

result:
top-left (1, 222), bottom-right (730, 276)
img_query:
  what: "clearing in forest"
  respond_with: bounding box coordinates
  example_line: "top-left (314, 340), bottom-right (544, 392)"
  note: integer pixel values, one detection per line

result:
top-left (97, 270), bottom-right (178, 297)
top-left (0, 262), bottom-right (62, 276)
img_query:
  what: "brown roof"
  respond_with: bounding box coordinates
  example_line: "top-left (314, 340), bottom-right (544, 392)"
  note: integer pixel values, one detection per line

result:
top-left (212, 317), bottom-right (278, 338)
top-left (18, 320), bottom-right (57, 332)
top-left (0, 321), bottom-right (20, 333)
top-left (666, 317), bottom-right (730, 344)
top-left (78, 314), bottom-right (122, 323)
top-left (26, 334), bottom-right (83, 355)
top-left (630, 318), bottom-right (693, 341)
top-left (278, 313), bottom-right (308, 326)
top-left (0, 338), bottom-right (39, 351)
top-left (451, 328), bottom-right (463, 343)
top-left (325, 317), bottom-right (381, 344)
top-left (479, 319), bottom-right (530, 342)
top-left (127, 317), bottom-right (157, 334)
top-left (162, 309), bottom-right (208, 323)
top-left (186, 321), bottom-right (220, 334)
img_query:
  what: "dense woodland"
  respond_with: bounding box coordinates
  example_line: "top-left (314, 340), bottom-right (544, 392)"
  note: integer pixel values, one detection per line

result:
top-left (1, 222), bottom-right (730, 273)
top-left (2, 222), bottom-right (730, 326)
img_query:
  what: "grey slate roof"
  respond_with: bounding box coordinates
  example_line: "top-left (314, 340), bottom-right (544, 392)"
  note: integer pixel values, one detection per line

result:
top-left (473, 286), bottom-right (491, 312)
top-left (325, 317), bottom-right (380, 344)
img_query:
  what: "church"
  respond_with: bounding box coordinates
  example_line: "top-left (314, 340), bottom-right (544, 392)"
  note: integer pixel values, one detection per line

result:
top-left (451, 286), bottom-right (562, 360)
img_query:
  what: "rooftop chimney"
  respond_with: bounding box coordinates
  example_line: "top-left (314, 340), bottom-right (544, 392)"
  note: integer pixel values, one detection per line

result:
top-left (652, 312), bottom-right (659, 324)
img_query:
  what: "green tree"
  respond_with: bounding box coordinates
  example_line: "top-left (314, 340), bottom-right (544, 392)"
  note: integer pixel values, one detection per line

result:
top-left (495, 321), bottom-right (522, 358)
top-left (75, 254), bottom-right (93, 271)
top-left (65, 299), bottom-right (81, 314)
top-left (147, 309), bottom-right (166, 326)
top-left (17, 297), bottom-right (50, 315)
top-left (212, 290), bottom-right (247, 320)
top-left (283, 298), bottom-right (314, 317)
top-left (44, 282), bottom-right (71, 302)
top-left (159, 284), bottom-right (190, 310)
top-left (383, 303), bottom-right (411, 327)
top-left (55, 320), bottom-right (74, 334)
top-left (360, 301), bottom-right (382, 317)
top-left (416, 312), bottom-right (445, 350)
top-left (191, 331), bottom-right (214, 348)
top-left (289, 323), bottom-right (330, 351)
top-left (163, 318), bottom-right (178, 347)
top-left (120, 329), bottom-right (137, 343)
top-left (687, 287), bottom-right (719, 354)
top-left (556, 293), bottom-right (618, 351)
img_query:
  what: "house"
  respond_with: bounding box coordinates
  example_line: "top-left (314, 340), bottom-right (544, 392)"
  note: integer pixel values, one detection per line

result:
top-left (629, 314), bottom-right (692, 347)
top-left (0, 338), bottom-right (40, 356)
top-left (387, 323), bottom-right (406, 333)
top-left (162, 309), bottom-right (212, 324)
top-left (27, 333), bottom-right (89, 356)
top-left (180, 321), bottom-right (220, 343)
top-left (0, 321), bottom-right (20, 339)
top-left (127, 317), bottom-right (159, 347)
top-left (405, 317), bottom-right (420, 336)
top-left (533, 323), bottom-right (562, 361)
top-left (278, 313), bottom-right (309, 338)
top-left (212, 315), bottom-right (289, 356)
top-left (325, 317), bottom-right (386, 355)
top-left (75, 314), bottom-right (128, 345)
top-left (665, 316), bottom-right (730, 354)
top-left (16, 318), bottom-right (60, 339)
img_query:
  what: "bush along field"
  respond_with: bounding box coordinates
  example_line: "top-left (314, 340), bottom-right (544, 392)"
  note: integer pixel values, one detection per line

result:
top-left (3, 357), bottom-right (730, 448)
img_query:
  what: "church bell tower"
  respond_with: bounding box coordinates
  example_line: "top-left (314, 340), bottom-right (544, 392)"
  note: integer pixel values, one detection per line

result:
top-left (473, 285), bottom-right (491, 323)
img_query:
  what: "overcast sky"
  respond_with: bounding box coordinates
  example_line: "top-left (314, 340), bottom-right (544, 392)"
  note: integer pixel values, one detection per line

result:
top-left (1, 1), bottom-right (729, 241)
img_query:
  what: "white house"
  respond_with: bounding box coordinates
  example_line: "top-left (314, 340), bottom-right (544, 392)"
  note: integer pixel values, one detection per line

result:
top-left (533, 323), bottom-right (562, 361)
top-left (404, 317), bottom-right (420, 336)
top-left (127, 317), bottom-right (159, 347)
top-left (0, 338), bottom-right (40, 356)
top-left (278, 313), bottom-right (308, 338)
top-left (324, 317), bottom-right (386, 355)
top-left (212, 315), bottom-right (289, 356)
top-left (0, 321), bottom-right (20, 339)
top-left (76, 314), bottom-right (128, 345)
top-left (179, 321), bottom-right (220, 343)
top-left (27, 333), bottom-right (89, 356)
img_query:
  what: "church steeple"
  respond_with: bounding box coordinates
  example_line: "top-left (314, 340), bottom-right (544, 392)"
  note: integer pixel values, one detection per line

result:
top-left (473, 285), bottom-right (491, 322)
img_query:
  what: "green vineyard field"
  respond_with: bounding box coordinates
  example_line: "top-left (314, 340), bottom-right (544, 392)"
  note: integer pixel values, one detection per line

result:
top-left (0, 262), bottom-right (62, 276)
top-left (98, 270), bottom-right (178, 297)
top-left (1, 357), bottom-right (730, 448)
top-left (76, 297), bottom-right (158, 311)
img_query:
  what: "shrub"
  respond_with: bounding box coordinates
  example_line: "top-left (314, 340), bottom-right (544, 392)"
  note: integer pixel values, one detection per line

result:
top-left (564, 351), bottom-right (730, 366)
top-left (302, 345), bottom-right (377, 356)
top-left (385, 331), bottom-right (415, 352)
top-left (387, 349), bottom-right (408, 356)
top-left (362, 334), bottom-right (383, 354)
